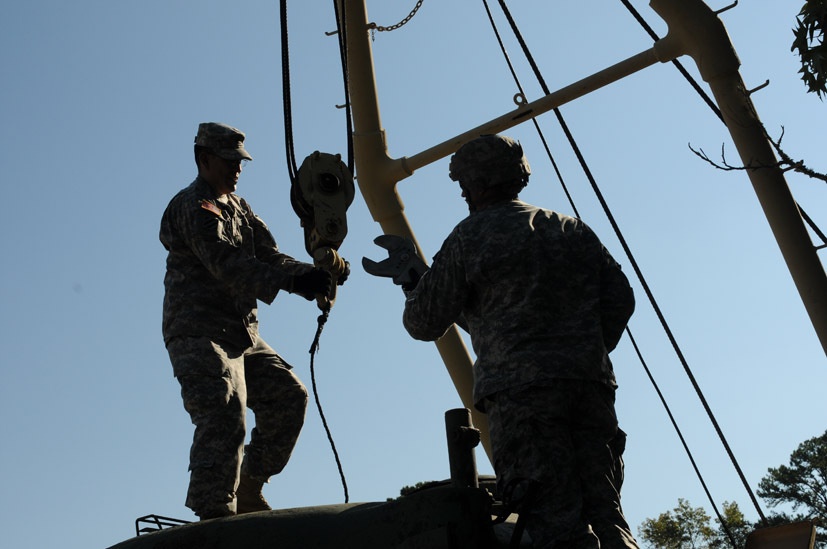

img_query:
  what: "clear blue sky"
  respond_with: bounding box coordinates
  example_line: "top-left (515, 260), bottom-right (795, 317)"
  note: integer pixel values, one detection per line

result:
top-left (1, 2), bottom-right (825, 548)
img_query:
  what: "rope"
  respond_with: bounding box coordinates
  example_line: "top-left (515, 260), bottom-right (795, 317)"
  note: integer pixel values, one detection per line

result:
top-left (308, 308), bottom-right (350, 503)
top-left (280, 0), bottom-right (352, 503)
top-left (616, 0), bottom-right (804, 526)
top-left (332, 0), bottom-right (355, 172)
top-left (618, 0), bottom-right (724, 122)
top-left (280, 0), bottom-right (298, 182)
top-left (625, 329), bottom-right (739, 547)
top-left (618, 0), bottom-right (826, 256)
top-left (281, 0), bottom-right (355, 177)
top-left (479, 0), bottom-right (580, 218)
top-left (490, 0), bottom-right (765, 539)
top-left (801, 207), bottom-right (827, 249)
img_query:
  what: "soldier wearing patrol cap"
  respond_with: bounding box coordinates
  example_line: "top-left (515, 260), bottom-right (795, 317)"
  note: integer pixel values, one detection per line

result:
top-left (160, 122), bottom-right (339, 520)
top-left (194, 121), bottom-right (253, 161)
top-left (400, 134), bottom-right (639, 548)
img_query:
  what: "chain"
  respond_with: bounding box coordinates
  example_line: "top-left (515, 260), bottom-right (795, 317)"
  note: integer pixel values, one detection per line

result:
top-left (369, 0), bottom-right (424, 34)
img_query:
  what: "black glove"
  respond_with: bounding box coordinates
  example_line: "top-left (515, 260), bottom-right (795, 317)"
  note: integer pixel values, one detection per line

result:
top-left (337, 260), bottom-right (351, 286)
top-left (400, 268), bottom-right (422, 293)
top-left (291, 269), bottom-right (332, 300)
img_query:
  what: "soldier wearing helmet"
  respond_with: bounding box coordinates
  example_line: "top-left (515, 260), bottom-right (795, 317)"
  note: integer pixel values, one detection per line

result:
top-left (401, 134), bottom-right (639, 548)
top-left (448, 134), bottom-right (531, 212)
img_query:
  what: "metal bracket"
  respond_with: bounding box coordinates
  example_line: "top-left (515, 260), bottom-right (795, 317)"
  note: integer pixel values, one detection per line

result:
top-left (747, 79), bottom-right (770, 95)
top-left (135, 514), bottom-right (191, 536)
top-left (715, 0), bottom-right (738, 15)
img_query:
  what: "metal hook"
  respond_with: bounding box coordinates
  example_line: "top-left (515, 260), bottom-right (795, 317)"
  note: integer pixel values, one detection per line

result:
top-left (747, 80), bottom-right (770, 95)
top-left (715, 0), bottom-right (738, 15)
top-left (325, 30), bottom-right (339, 36)
top-left (513, 93), bottom-right (528, 107)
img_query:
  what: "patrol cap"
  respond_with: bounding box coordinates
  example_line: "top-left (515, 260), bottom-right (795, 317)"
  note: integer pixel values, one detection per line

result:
top-left (194, 122), bottom-right (253, 161)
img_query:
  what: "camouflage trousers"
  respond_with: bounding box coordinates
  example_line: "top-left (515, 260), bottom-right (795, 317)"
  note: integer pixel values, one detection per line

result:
top-left (485, 380), bottom-right (638, 549)
top-left (166, 335), bottom-right (308, 518)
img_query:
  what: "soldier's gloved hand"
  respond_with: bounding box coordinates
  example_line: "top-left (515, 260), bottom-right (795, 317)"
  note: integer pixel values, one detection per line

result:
top-left (400, 268), bottom-right (422, 293)
top-left (337, 260), bottom-right (351, 286)
top-left (291, 269), bottom-right (333, 300)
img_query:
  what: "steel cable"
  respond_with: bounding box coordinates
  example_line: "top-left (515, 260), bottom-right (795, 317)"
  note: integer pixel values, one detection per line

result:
top-left (280, 0), bottom-right (350, 504)
top-left (486, 0), bottom-right (762, 542)
top-left (618, 0), bottom-right (824, 252)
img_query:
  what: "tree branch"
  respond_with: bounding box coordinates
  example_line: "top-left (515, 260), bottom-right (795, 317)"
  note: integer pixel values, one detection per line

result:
top-left (688, 125), bottom-right (827, 183)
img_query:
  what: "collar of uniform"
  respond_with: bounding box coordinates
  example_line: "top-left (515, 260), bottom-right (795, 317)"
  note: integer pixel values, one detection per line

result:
top-left (193, 175), bottom-right (221, 199)
top-left (192, 175), bottom-right (218, 200)
top-left (470, 197), bottom-right (521, 215)
top-left (192, 176), bottom-right (247, 216)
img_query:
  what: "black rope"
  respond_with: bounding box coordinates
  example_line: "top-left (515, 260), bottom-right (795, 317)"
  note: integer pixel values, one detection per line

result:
top-left (280, 0), bottom-right (298, 182)
top-left (616, 0), bottom-right (808, 526)
top-left (625, 328), bottom-right (737, 544)
top-left (801, 206), bottom-right (827, 248)
top-left (281, 0), bottom-right (355, 182)
top-left (333, 0), bottom-right (355, 173)
top-left (491, 0), bottom-right (764, 539)
top-left (619, 0), bottom-right (825, 257)
top-left (309, 308), bottom-right (350, 503)
top-left (479, 0), bottom-right (579, 218)
top-left (618, 0), bottom-right (724, 122)
top-left (280, 0), bottom-right (351, 504)
top-left (493, 0), bottom-right (749, 537)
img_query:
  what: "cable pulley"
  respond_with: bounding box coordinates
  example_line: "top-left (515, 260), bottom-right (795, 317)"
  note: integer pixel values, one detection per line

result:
top-left (291, 151), bottom-right (355, 257)
top-left (291, 151), bottom-right (355, 311)
top-left (279, 0), bottom-right (355, 504)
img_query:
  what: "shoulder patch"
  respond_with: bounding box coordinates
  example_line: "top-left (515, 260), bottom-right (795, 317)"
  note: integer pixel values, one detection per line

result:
top-left (200, 200), bottom-right (222, 217)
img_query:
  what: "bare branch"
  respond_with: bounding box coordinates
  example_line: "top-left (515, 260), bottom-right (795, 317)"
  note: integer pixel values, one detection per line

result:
top-left (689, 125), bottom-right (827, 183)
top-left (688, 143), bottom-right (757, 172)
top-left (766, 127), bottom-right (827, 183)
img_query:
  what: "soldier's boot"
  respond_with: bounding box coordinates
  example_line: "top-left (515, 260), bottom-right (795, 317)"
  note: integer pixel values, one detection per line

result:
top-left (196, 508), bottom-right (235, 521)
top-left (236, 473), bottom-right (272, 514)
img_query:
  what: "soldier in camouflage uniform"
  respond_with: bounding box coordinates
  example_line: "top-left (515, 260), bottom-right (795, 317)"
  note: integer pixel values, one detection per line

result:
top-left (160, 122), bottom-right (336, 520)
top-left (401, 134), bottom-right (639, 548)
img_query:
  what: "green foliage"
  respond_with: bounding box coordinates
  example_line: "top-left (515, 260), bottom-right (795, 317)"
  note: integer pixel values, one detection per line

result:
top-left (639, 432), bottom-right (827, 548)
top-left (713, 501), bottom-right (752, 549)
top-left (397, 480), bottom-right (442, 498)
top-left (757, 430), bottom-right (827, 545)
top-left (792, 1), bottom-right (827, 98)
top-left (638, 499), bottom-right (753, 549)
top-left (639, 499), bottom-right (717, 549)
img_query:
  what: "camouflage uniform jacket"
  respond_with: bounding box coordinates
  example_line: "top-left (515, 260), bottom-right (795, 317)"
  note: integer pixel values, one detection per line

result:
top-left (403, 199), bottom-right (634, 408)
top-left (160, 176), bottom-right (311, 349)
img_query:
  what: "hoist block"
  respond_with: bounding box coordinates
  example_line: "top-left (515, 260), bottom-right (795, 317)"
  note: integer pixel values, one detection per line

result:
top-left (291, 151), bottom-right (355, 256)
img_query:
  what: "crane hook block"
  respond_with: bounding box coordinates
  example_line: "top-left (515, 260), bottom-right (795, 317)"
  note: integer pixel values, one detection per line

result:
top-left (291, 151), bottom-right (355, 256)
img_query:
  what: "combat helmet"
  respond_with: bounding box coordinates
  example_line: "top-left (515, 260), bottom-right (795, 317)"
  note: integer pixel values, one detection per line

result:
top-left (448, 134), bottom-right (530, 190)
